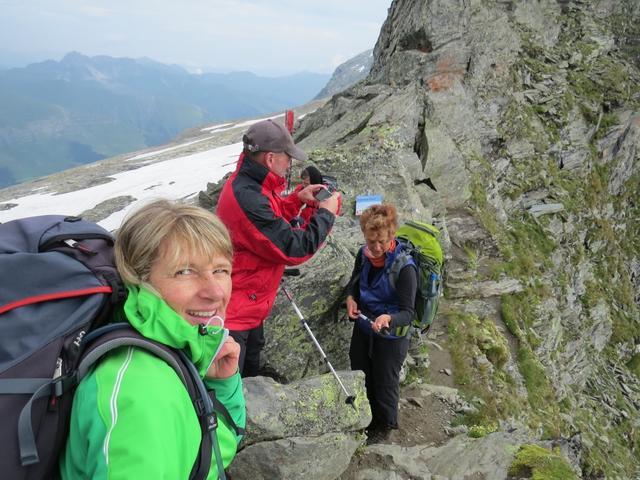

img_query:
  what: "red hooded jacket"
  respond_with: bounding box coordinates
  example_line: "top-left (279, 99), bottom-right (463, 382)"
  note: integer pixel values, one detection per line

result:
top-left (216, 154), bottom-right (335, 330)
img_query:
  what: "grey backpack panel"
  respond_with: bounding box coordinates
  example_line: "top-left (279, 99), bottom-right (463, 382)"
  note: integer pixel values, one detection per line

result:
top-left (0, 215), bottom-right (236, 480)
top-left (0, 215), bottom-right (123, 480)
top-left (0, 251), bottom-right (106, 372)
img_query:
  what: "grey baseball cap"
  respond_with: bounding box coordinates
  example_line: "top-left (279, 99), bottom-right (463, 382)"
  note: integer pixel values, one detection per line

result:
top-left (242, 119), bottom-right (308, 161)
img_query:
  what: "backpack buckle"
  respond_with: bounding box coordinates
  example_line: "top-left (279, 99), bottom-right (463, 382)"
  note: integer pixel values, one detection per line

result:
top-left (53, 373), bottom-right (77, 397)
top-left (205, 412), bottom-right (218, 432)
top-left (194, 398), bottom-right (206, 415)
top-left (194, 398), bottom-right (218, 431)
top-left (103, 272), bottom-right (127, 304)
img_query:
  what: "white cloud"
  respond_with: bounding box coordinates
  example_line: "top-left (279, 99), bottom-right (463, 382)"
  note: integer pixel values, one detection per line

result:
top-left (0, 0), bottom-right (391, 74)
top-left (78, 4), bottom-right (112, 17)
top-left (102, 32), bottom-right (127, 43)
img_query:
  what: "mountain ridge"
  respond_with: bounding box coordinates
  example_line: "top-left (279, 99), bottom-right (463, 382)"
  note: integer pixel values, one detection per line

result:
top-left (314, 49), bottom-right (373, 99)
top-left (0, 52), bottom-right (331, 188)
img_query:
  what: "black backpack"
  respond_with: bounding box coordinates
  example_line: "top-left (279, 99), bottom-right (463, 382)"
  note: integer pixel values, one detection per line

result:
top-left (0, 215), bottom-right (241, 480)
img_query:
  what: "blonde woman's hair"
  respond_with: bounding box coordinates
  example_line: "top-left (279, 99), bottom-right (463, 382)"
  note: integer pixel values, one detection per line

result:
top-left (115, 199), bottom-right (233, 285)
top-left (359, 204), bottom-right (398, 237)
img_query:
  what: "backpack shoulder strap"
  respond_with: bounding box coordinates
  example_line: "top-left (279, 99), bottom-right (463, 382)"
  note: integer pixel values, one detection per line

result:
top-left (208, 389), bottom-right (245, 437)
top-left (389, 243), bottom-right (415, 291)
top-left (175, 350), bottom-right (223, 480)
top-left (78, 324), bottom-right (226, 480)
top-left (349, 246), bottom-right (366, 291)
top-left (77, 324), bottom-right (186, 383)
top-left (357, 245), bottom-right (365, 266)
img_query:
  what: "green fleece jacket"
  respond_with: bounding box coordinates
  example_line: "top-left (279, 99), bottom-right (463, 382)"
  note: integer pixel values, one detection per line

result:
top-left (59, 286), bottom-right (246, 480)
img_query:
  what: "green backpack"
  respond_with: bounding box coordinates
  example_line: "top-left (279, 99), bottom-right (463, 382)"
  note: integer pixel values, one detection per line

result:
top-left (389, 220), bottom-right (444, 333)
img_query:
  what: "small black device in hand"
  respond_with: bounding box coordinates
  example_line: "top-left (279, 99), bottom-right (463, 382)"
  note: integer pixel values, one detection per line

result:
top-left (322, 175), bottom-right (338, 192)
top-left (314, 188), bottom-right (332, 202)
top-left (313, 174), bottom-right (338, 201)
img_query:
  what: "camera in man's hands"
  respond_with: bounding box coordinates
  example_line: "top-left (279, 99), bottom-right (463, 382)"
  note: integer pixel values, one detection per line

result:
top-left (314, 188), bottom-right (332, 202)
top-left (322, 175), bottom-right (338, 192)
top-left (313, 175), bottom-right (338, 202)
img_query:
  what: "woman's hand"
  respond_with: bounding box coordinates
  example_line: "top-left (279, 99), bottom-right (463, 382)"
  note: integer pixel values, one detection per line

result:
top-left (372, 314), bottom-right (391, 334)
top-left (346, 295), bottom-right (360, 319)
top-left (206, 336), bottom-right (240, 379)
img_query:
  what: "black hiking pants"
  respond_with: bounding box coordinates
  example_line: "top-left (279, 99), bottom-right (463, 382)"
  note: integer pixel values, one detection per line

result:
top-left (229, 323), bottom-right (265, 378)
top-left (349, 325), bottom-right (410, 429)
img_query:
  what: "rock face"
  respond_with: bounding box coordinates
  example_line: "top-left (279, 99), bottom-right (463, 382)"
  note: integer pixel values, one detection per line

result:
top-left (240, 372), bottom-right (369, 444)
top-left (343, 430), bottom-right (532, 480)
top-left (199, 0), bottom-right (640, 477)
top-left (225, 0), bottom-right (639, 478)
top-left (229, 372), bottom-right (369, 480)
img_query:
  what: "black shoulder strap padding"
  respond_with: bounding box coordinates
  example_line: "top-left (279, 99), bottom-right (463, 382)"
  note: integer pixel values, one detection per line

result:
top-left (208, 390), bottom-right (245, 436)
top-left (350, 246), bottom-right (365, 290)
top-left (189, 425), bottom-right (212, 480)
top-left (176, 351), bottom-right (218, 480)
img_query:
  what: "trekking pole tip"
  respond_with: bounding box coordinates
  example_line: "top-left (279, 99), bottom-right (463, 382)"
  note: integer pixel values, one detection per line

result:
top-left (345, 395), bottom-right (357, 410)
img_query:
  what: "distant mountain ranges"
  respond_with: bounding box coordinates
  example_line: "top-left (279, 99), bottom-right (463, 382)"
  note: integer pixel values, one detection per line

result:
top-left (0, 52), bottom-right (344, 188)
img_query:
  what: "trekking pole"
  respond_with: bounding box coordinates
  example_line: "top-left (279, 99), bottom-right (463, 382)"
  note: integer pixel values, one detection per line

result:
top-left (357, 313), bottom-right (390, 336)
top-left (221, 156), bottom-right (240, 167)
top-left (280, 284), bottom-right (356, 409)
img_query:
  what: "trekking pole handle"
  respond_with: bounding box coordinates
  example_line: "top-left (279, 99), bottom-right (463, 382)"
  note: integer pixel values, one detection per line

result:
top-left (282, 286), bottom-right (294, 303)
top-left (358, 313), bottom-right (390, 335)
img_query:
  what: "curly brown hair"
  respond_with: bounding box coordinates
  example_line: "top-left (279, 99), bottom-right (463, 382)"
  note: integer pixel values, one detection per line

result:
top-left (359, 204), bottom-right (398, 237)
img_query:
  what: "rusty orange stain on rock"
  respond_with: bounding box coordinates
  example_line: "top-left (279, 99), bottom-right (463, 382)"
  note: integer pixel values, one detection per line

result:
top-left (436, 56), bottom-right (457, 71)
top-left (427, 54), bottom-right (465, 91)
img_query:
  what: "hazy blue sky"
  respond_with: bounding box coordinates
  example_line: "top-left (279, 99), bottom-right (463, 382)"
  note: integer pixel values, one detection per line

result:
top-left (0, 0), bottom-right (391, 75)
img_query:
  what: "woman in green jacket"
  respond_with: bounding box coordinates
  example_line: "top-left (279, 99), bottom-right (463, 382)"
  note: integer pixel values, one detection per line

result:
top-left (60, 199), bottom-right (246, 479)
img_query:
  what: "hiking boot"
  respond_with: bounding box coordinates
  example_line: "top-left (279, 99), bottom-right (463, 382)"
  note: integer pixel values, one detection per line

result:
top-left (364, 421), bottom-right (378, 437)
top-left (366, 426), bottom-right (391, 445)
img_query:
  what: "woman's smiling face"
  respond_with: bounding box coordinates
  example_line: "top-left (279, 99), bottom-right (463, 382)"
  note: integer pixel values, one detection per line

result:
top-left (148, 240), bottom-right (232, 326)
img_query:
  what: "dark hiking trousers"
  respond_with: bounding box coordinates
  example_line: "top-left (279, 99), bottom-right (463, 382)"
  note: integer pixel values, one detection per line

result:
top-left (349, 325), bottom-right (410, 429)
top-left (229, 324), bottom-right (265, 378)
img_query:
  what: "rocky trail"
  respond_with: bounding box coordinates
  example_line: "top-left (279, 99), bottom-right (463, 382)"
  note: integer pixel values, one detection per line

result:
top-left (340, 310), bottom-right (461, 478)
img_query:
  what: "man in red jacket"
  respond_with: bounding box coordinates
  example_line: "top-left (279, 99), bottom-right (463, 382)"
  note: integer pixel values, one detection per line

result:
top-left (216, 119), bottom-right (341, 377)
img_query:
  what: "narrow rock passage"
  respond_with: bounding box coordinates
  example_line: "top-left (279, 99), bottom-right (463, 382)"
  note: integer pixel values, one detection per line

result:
top-left (340, 305), bottom-right (460, 478)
